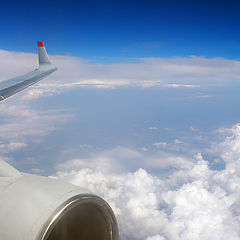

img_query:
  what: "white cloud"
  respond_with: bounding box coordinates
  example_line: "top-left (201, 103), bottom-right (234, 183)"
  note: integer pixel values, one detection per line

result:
top-left (53, 124), bottom-right (240, 240)
top-left (146, 235), bottom-right (166, 240)
top-left (190, 126), bottom-right (198, 131)
top-left (56, 146), bottom-right (193, 173)
top-left (0, 105), bottom-right (72, 139)
top-left (21, 88), bottom-right (59, 100)
top-left (0, 141), bottom-right (27, 153)
top-left (153, 142), bottom-right (167, 148)
top-left (149, 126), bottom-right (159, 130)
top-left (165, 84), bottom-right (200, 88)
top-left (163, 180), bottom-right (238, 240)
top-left (0, 50), bottom-right (35, 81)
top-left (0, 100), bottom-right (73, 157)
top-left (174, 139), bottom-right (182, 144)
top-left (141, 147), bottom-right (149, 152)
top-left (31, 168), bottom-right (44, 174)
top-left (152, 139), bottom-right (186, 152)
top-left (212, 124), bottom-right (240, 168)
top-left (0, 49), bottom-right (240, 100)
top-left (79, 144), bottom-right (92, 148)
top-left (31, 55), bottom-right (240, 92)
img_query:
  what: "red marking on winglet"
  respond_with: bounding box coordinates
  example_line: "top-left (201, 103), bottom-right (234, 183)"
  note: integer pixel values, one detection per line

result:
top-left (37, 41), bottom-right (44, 47)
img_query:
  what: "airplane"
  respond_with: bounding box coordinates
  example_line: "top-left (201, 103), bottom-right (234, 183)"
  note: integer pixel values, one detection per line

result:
top-left (0, 41), bottom-right (57, 101)
top-left (0, 42), bottom-right (119, 240)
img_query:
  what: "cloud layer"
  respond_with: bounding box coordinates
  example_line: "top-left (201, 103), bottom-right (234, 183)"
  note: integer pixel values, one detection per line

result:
top-left (0, 49), bottom-right (240, 100)
top-left (53, 124), bottom-right (240, 240)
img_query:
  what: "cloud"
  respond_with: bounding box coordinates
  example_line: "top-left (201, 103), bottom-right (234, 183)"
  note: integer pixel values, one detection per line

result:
top-left (165, 84), bottom-right (200, 88)
top-left (32, 55), bottom-right (240, 92)
top-left (21, 88), bottom-right (59, 100)
top-left (52, 124), bottom-right (240, 240)
top-left (141, 147), bottom-right (149, 152)
top-left (31, 168), bottom-right (44, 174)
top-left (0, 49), bottom-right (240, 100)
top-left (190, 126), bottom-right (199, 131)
top-left (174, 139), bottom-right (182, 144)
top-left (163, 180), bottom-right (238, 240)
top-left (0, 50), bottom-right (35, 81)
top-left (153, 142), bottom-right (167, 148)
top-left (146, 235), bottom-right (166, 240)
top-left (0, 103), bottom-right (73, 140)
top-left (56, 146), bottom-right (193, 173)
top-left (149, 126), bottom-right (159, 130)
top-left (152, 139), bottom-right (183, 152)
top-left (0, 141), bottom-right (27, 153)
top-left (0, 99), bottom-right (73, 157)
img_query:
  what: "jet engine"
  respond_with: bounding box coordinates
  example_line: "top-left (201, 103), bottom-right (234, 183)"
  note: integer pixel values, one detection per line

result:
top-left (0, 160), bottom-right (119, 240)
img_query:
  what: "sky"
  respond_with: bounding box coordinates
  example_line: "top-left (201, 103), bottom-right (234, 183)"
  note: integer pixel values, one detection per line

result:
top-left (0, 0), bottom-right (240, 239)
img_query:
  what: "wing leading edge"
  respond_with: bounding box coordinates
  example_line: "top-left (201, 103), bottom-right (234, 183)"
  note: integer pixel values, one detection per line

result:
top-left (0, 41), bottom-right (57, 101)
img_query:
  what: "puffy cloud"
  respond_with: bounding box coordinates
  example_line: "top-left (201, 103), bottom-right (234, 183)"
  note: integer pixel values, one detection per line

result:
top-left (212, 124), bottom-right (240, 170)
top-left (53, 124), bottom-right (240, 240)
top-left (163, 180), bottom-right (238, 240)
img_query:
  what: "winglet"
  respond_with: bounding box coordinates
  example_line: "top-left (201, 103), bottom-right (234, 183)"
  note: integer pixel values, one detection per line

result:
top-left (37, 41), bottom-right (52, 66)
top-left (37, 41), bottom-right (44, 47)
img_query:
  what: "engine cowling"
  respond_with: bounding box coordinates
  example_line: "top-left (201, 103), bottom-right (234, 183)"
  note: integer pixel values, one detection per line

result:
top-left (0, 160), bottom-right (119, 240)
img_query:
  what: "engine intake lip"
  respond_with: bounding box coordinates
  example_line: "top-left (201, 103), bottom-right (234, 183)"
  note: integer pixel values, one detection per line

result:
top-left (38, 194), bottom-right (119, 240)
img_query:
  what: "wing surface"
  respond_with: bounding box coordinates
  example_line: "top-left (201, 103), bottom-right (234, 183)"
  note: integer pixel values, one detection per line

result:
top-left (0, 41), bottom-right (57, 101)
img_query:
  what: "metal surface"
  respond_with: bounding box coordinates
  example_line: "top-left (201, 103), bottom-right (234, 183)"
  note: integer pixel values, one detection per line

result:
top-left (0, 161), bottom-right (119, 240)
top-left (0, 159), bottom-right (21, 178)
top-left (39, 194), bottom-right (119, 240)
top-left (0, 41), bottom-right (57, 101)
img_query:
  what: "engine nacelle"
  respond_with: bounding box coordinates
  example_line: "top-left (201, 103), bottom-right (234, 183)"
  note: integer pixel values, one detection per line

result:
top-left (0, 160), bottom-right (119, 240)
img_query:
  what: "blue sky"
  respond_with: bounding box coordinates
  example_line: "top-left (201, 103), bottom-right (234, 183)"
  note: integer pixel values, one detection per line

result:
top-left (1, 1), bottom-right (240, 239)
top-left (1, 0), bottom-right (240, 59)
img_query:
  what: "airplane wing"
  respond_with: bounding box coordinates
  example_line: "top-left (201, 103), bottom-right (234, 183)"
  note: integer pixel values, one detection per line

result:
top-left (0, 41), bottom-right (57, 101)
